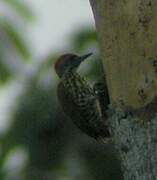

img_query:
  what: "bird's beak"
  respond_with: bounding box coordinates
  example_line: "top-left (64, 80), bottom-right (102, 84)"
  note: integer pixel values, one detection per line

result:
top-left (72, 53), bottom-right (93, 70)
top-left (79, 52), bottom-right (93, 62)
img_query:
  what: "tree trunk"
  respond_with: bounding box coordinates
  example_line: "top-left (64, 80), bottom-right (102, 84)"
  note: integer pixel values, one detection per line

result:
top-left (108, 108), bottom-right (157, 180)
top-left (89, 0), bottom-right (157, 179)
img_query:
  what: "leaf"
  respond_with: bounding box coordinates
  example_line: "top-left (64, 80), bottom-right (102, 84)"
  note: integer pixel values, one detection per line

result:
top-left (0, 55), bottom-right (12, 84)
top-left (0, 19), bottom-right (31, 59)
top-left (0, 63), bottom-right (12, 83)
top-left (1, 0), bottom-right (34, 21)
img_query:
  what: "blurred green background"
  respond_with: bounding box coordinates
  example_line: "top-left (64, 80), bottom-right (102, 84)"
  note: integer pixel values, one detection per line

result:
top-left (0, 1), bottom-right (123, 180)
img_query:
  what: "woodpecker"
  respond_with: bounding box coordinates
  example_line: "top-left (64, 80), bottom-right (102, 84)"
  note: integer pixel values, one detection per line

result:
top-left (54, 53), bottom-right (110, 140)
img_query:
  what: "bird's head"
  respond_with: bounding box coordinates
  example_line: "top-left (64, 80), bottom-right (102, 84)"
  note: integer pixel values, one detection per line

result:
top-left (54, 53), bottom-right (92, 77)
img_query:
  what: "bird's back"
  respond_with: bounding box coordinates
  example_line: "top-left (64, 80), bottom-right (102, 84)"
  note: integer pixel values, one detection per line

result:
top-left (57, 71), bottom-right (109, 139)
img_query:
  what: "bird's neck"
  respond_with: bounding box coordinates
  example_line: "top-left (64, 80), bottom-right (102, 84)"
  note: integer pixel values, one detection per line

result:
top-left (61, 69), bottom-right (86, 88)
top-left (62, 69), bottom-right (78, 81)
top-left (63, 67), bottom-right (77, 76)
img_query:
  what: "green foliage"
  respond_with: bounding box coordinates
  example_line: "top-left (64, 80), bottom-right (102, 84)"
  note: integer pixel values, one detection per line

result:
top-left (0, 9), bottom-right (122, 179)
top-left (1, 76), bottom-right (123, 180)
top-left (0, 51), bottom-right (11, 82)
top-left (0, 19), bottom-right (30, 59)
top-left (2, 0), bottom-right (34, 21)
top-left (0, 0), bottom-right (32, 84)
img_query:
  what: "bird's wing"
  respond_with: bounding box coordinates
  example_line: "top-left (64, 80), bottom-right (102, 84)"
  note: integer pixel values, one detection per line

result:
top-left (93, 80), bottom-right (110, 119)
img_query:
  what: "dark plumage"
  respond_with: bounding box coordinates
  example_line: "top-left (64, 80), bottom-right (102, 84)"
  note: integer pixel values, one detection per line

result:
top-left (54, 53), bottom-right (110, 140)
